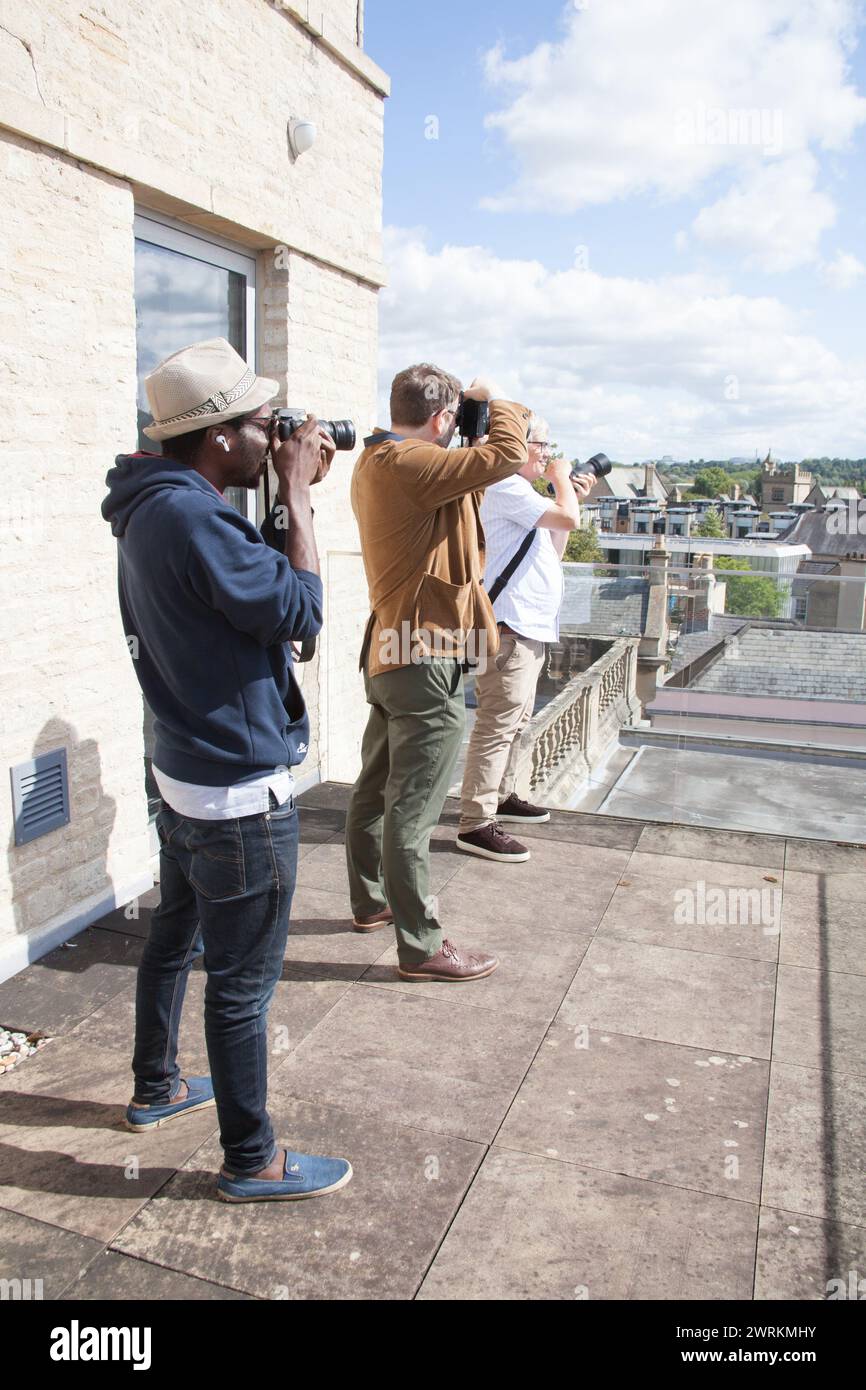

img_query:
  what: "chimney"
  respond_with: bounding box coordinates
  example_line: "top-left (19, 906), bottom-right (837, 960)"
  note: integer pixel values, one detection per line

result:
top-left (644, 462), bottom-right (657, 496)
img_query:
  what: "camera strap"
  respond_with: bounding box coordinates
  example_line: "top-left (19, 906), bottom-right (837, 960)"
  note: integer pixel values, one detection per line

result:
top-left (487, 530), bottom-right (537, 605)
top-left (260, 468), bottom-right (316, 665)
top-left (363, 431), bottom-right (407, 446)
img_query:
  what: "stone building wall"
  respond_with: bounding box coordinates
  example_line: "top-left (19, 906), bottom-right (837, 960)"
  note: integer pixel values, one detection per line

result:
top-left (0, 0), bottom-right (386, 974)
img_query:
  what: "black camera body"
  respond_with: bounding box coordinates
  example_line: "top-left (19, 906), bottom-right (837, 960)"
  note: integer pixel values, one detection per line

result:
top-left (454, 394), bottom-right (490, 440)
top-left (276, 408), bottom-right (356, 451)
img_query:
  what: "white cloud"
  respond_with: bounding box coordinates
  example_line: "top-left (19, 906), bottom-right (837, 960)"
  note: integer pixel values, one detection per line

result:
top-left (820, 247), bottom-right (866, 287)
top-left (481, 0), bottom-right (866, 271)
top-left (380, 226), bottom-right (866, 460)
top-left (690, 155), bottom-right (837, 271)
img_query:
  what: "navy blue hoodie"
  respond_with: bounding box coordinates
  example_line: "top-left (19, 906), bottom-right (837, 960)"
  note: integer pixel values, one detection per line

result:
top-left (102, 453), bottom-right (323, 786)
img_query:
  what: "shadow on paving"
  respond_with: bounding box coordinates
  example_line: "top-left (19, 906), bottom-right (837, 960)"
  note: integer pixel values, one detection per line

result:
top-left (1, 784), bottom-right (864, 1300)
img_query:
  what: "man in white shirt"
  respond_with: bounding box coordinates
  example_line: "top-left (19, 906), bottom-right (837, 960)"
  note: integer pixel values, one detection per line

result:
top-left (456, 416), bottom-right (592, 861)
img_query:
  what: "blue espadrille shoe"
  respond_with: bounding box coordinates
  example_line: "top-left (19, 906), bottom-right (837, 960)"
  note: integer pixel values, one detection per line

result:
top-left (217, 1148), bottom-right (353, 1203)
top-left (125, 1076), bottom-right (216, 1132)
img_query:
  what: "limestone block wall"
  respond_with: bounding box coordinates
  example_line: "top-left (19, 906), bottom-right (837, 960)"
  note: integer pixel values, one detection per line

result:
top-left (0, 1), bottom-right (385, 282)
top-left (0, 132), bottom-right (153, 961)
top-left (0, 0), bottom-right (385, 969)
top-left (259, 246), bottom-right (376, 781)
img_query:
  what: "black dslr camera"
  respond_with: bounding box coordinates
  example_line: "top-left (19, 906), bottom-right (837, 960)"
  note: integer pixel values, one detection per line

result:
top-left (571, 452), bottom-right (612, 480)
top-left (454, 393), bottom-right (490, 441)
top-left (275, 408), bottom-right (356, 451)
top-left (545, 453), bottom-right (612, 496)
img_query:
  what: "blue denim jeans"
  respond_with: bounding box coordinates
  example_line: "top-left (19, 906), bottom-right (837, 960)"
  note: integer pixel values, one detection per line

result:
top-left (132, 791), bottom-right (298, 1174)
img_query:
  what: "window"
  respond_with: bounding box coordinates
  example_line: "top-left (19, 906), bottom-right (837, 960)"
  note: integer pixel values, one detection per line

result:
top-left (772, 488), bottom-right (784, 501)
top-left (133, 213), bottom-right (261, 816)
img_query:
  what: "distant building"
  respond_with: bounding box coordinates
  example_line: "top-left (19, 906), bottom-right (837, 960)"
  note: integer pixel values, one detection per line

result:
top-left (587, 463), bottom-right (669, 505)
top-left (759, 450), bottom-right (813, 507)
top-left (805, 482), bottom-right (862, 507)
top-left (782, 503), bottom-right (866, 631)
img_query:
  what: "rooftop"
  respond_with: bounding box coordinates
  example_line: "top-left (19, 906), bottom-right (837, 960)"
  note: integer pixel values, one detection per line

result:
top-left (783, 504), bottom-right (866, 558)
top-left (690, 628), bottom-right (866, 701)
top-left (0, 783), bottom-right (863, 1300)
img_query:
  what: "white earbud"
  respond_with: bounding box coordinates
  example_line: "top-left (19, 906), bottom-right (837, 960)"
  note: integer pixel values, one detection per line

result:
top-left (216, 435), bottom-right (230, 452)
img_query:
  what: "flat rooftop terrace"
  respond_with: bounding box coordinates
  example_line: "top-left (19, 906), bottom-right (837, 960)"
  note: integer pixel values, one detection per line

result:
top-left (0, 784), bottom-right (863, 1300)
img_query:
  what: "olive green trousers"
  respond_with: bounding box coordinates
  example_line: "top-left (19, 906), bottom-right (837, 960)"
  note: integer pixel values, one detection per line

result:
top-left (345, 659), bottom-right (465, 965)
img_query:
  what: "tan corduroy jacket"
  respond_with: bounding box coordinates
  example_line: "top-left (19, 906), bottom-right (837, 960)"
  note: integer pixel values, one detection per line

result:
top-left (351, 399), bottom-right (532, 677)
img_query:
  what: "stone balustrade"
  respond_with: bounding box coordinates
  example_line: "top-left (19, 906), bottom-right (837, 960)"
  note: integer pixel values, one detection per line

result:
top-left (514, 637), bottom-right (642, 806)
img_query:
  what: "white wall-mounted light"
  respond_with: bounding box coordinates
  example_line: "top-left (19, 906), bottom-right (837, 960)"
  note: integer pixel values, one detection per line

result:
top-left (288, 118), bottom-right (317, 161)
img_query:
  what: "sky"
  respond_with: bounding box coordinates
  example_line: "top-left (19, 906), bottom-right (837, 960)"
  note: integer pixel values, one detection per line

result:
top-left (365, 0), bottom-right (866, 463)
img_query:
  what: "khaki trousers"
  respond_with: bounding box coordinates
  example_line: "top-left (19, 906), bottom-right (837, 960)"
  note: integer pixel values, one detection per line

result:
top-left (458, 633), bottom-right (546, 832)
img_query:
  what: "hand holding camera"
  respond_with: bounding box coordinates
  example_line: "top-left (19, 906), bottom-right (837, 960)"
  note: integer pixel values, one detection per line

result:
top-left (270, 414), bottom-right (337, 489)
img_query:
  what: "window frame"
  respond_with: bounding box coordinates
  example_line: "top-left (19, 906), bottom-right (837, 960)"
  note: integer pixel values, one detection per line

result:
top-left (133, 210), bottom-right (260, 522)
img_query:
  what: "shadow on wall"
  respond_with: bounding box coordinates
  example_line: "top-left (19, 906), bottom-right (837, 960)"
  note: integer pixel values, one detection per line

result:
top-left (8, 719), bottom-right (115, 945)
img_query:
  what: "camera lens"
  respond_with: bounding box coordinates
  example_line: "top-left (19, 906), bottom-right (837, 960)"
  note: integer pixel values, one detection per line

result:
top-left (572, 453), bottom-right (612, 479)
top-left (324, 419), bottom-right (356, 451)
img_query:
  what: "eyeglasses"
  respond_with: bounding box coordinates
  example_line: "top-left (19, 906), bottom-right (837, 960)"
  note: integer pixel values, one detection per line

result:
top-left (230, 411), bottom-right (275, 434)
top-left (530, 439), bottom-right (551, 453)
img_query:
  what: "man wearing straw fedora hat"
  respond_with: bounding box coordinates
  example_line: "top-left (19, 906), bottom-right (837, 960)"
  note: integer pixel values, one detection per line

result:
top-left (103, 338), bottom-right (352, 1203)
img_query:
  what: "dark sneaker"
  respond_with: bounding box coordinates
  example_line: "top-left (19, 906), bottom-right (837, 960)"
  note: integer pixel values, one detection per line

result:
top-left (125, 1075), bottom-right (215, 1132)
top-left (217, 1148), bottom-right (353, 1203)
top-left (455, 821), bottom-right (530, 862)
top-left (496, 794), bottom-right (551, 824)
top-left (397, 938), bottom-right (499, 982)
top-left (352, 906), bottom-right (394, 933)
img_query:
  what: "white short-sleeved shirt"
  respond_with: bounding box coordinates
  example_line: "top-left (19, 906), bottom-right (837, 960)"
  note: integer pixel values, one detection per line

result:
top-left (480, 474), bottom-right (565, 643)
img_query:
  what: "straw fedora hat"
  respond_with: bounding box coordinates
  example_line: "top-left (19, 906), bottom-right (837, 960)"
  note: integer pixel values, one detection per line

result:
top-left (142, 338), bottom-right (279, 441)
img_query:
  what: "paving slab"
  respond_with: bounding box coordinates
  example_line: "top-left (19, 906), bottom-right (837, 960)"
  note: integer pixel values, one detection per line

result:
top-left (113, 1100), bottom-right (483, 1301)
top-left (360, 917), bottom-right (592, 1023)
top-left (0, 1038), bottom-right (217, 1242)
top-left (418, 1147), bottom-right (758, 1301)
top-left (773, 965), bottom-right (866, 1077)
top-left (97, 886), bottom-right (160, 941)
top-left (436, 858), bottom-right (620, 935)
top-left (270, 985), bottom-right (543, 1142)
top-left (597, 852), bottom-right (782, 961)
top-left (498, 1025), bottom-right (768, 1201)
top-left (438, 800), bottom-right (644, 850)
top-left (280, 885), bottom-right (393, 982)
top-left (762, 1060), bottom-right (866, 1227)
top-left (635, 823), bottom-right (786, 869)
top-left (61, 1249), bottom-right (255, 1300)
top-left (755, 1206), bottom-right (866, 1301)
top-left (0, 927), bottom-right (143, 1035)
top-left (68, 967), bottom-right (349, 1075)
top-left (784, 839), bottom-right (866, 875)
top-left (779, 870), bottom-right (866, 976)
top-left (296, 783), bottom-right (352, 814)
top-left (560, 936), bottom-right (777, 1057)
top-left (0, 1207), bottom-right (102, 1299)
top-left (296, 835), bottom-right (462, 896)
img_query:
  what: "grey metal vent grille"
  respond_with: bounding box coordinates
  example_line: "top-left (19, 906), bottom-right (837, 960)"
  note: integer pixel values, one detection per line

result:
top-left (11, 749), bottom-right (70, 846)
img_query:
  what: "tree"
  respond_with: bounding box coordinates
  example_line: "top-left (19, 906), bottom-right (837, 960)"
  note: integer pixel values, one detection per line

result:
top-left (695, 506), bottom-right (726, 538)
top-left (692, 466), bottom-right (733, 497)
top-left (564, 521), bottom-right (604, 562)
top-left (714, 556), bottom-right (783, 618)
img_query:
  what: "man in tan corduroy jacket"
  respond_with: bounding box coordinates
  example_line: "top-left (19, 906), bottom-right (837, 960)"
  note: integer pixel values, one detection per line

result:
top-left (345, 362), bottom-right (531, 981)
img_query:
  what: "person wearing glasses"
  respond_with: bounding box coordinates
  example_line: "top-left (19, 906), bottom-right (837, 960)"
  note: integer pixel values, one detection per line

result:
top-left (455, 415), bottom-right (592, 862)
top-left (102, 338), bottom-right (352, 1204)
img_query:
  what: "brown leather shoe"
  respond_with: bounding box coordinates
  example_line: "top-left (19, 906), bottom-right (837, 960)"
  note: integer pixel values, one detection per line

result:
top-left (396, 938), bottom-right (499, 982)
top-left (352, 906), bottom-right (394, 933)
